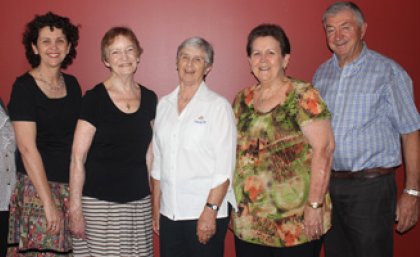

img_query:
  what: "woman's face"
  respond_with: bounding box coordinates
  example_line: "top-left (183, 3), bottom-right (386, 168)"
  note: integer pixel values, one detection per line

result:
top-left (103, 35), bottom-right (140, 75)
top-left (176, 46), bottom-right (211, 86)
top-left (32, 26), bottom-right (70, 68)
top-left (248, 36), bottom-right (290, 84)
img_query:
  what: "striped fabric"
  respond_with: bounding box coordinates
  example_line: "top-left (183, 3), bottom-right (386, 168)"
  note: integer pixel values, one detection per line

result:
top-left (313, 45), bottom-right (420, 171)
top-left (72, 195), bottom-right (153, 257)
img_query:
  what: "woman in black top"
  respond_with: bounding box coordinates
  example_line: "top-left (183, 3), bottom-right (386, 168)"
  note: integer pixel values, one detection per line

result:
top-left (69, 27), bottom-right (157, 257)
top-left (6, 12), bottom-right (80, 256)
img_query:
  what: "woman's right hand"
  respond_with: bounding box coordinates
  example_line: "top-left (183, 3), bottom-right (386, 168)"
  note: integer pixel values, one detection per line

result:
top-left (69, 207), bottom-right (86, 239)
top-left (44, 202), bottom-right (62, 235)
top-left (303, 205), bottom-right (324, 241)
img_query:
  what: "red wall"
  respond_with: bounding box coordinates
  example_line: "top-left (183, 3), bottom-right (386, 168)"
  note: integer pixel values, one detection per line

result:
top-left (1, 1), bottom-right (419, 256)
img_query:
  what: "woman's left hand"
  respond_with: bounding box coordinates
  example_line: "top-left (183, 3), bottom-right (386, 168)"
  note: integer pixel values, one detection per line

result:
top-left (303, 206), bottom-right (324, 241)
top-left (196, 208), bottom-right (217, 244)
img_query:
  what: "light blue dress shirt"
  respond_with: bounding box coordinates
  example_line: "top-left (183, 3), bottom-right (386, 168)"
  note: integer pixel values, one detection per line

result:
top-left (313, 45), bottom-right (420, 171)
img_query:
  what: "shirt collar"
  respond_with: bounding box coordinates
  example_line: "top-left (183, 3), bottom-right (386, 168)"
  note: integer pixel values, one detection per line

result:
top-left (333, 43), bottom-right (368, 71)
top-left (168, 80), bottom-right (209, 105)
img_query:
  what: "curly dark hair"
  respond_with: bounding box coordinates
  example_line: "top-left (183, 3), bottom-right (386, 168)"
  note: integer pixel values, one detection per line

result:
top-left (23, 12), bottom-right (79, 69)
top-left (246, 24), bottom-right (290, 57)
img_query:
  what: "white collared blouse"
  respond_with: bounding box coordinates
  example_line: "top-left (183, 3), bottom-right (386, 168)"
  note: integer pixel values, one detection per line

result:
top-left (0, 104), bottom-right (16, 211)
top-left (152, 82), bottom-right (237, 220)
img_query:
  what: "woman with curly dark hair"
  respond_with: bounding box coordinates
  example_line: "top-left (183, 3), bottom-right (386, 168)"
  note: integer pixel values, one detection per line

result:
top-left (6, 12), bottom-right (81, 256)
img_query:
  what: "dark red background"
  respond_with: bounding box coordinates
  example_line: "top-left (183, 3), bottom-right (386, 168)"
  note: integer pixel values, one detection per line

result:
top-left (1, 1), bottom-right (419, 256)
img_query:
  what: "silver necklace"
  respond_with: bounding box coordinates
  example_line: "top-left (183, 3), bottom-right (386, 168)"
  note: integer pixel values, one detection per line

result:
top-left (124, 81), bottom-right (139, 111)
top-left (37, 71), bottom-right (65, 91)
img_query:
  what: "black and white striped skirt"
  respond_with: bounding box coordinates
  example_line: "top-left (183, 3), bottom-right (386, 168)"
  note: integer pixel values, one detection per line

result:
top-left (72, 195), bottom-right (153, 257)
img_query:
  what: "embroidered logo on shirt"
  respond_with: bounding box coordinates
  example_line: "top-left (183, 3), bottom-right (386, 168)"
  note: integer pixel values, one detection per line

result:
top-left (194, 115), bottom-right (207, 124)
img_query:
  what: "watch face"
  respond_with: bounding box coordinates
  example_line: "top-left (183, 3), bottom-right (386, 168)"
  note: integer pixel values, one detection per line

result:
top-left (206, 203), bottom-right (218, 211)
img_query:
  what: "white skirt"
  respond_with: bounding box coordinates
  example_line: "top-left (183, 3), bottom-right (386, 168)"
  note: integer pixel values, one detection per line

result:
top-left (72, 195), bottom-right (153, 257)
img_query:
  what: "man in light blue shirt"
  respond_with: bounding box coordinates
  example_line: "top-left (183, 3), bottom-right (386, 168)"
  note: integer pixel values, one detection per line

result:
top-left (313, 2), bottom-right (420, 257)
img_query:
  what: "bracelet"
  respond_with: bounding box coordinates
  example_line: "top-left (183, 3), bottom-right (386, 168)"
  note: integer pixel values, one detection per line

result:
top-left (403, 188), bottom-right (420, 197)
top-left (306, 201), bottom-right (323, 209)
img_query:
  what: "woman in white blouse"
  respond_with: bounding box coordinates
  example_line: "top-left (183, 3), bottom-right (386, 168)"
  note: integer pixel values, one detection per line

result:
top-left (0, 98), bottom-right (16, 257)
top-left (151, 37), bottom-right (236, 257)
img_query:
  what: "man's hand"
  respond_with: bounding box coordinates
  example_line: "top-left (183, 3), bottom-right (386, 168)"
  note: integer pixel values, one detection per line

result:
top-left (395, 193), bottom-right (420, 233)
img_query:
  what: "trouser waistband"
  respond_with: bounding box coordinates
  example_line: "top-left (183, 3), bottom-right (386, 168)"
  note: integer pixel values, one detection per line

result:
top-left (331, 167), bottom-right (396, 179)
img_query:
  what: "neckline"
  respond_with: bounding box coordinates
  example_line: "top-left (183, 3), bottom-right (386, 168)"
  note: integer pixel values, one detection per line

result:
top-left (251, 83), bottom-right (293, 115)
top-left (28, 72), bottom-right (68, 100)
top-left (101, 83), bottom-right (142, 115)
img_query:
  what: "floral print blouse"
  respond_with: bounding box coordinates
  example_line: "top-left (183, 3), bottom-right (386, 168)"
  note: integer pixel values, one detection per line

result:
top-left (232, 78), bottom-right (332, 247)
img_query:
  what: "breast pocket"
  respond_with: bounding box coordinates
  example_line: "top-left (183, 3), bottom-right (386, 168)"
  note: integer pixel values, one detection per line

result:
top-left (343, 93), bottom-right (380, 127)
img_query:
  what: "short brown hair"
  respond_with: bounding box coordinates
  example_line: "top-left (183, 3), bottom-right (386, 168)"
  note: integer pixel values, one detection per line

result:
top-left (101, 26), bottom-right (143, 61)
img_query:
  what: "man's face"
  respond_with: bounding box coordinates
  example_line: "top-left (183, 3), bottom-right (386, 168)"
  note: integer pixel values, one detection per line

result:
top-left (324, 9), bottom-right (367, 67)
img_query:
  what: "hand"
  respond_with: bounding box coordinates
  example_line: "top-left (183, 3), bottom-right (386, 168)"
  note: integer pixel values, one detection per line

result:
top-left (69, 207), bottom-right (86, 239)
top-left (152, 208), bottom-right (160, 235)
top-left (395, 193), bottom-right (420, 233)
top-left (44, 202), bottom-right (62, 235)
top-left (303, 206), bottom-right (323, 241)
top-left (196, 208), bottom-right (217, 244)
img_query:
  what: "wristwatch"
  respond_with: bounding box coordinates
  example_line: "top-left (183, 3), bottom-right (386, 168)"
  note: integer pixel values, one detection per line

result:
top-left (206, 202), bottom-right (219, 212)
top-left (306, 201), bottom-right (324, 209)
top-left (403, 188), bottom-right (420, 197)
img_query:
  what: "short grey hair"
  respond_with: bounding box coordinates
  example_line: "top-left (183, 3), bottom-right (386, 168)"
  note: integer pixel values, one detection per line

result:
top-left (176, 37), bottom-right (214, 66)
top-left (322, 1), bottom-right (365, 27)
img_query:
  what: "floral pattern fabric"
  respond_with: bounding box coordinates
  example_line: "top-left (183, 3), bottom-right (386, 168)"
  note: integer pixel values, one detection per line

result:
top-left (7, 173), bottom-right (72, 257)
top-left (232, 78), bottom-right (332, 248)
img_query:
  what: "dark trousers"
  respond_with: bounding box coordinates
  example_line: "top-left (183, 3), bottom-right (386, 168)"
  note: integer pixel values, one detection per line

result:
top-left (325, 173), bottom-right (396, 257)
top-left (159, 214), bottom-right (230, 257)
top-left (235, 235), bottom-right (322, 257)
top-left (0, 211), bottom-right (9, 257)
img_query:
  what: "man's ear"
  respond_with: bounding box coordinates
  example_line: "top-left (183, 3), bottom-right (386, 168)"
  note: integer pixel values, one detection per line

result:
top-left (360, 22), bottom-right (368, 40)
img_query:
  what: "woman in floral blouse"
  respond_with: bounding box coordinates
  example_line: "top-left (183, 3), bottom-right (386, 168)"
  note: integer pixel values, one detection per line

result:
top-left (232, 24), bottom-right (335, 257)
